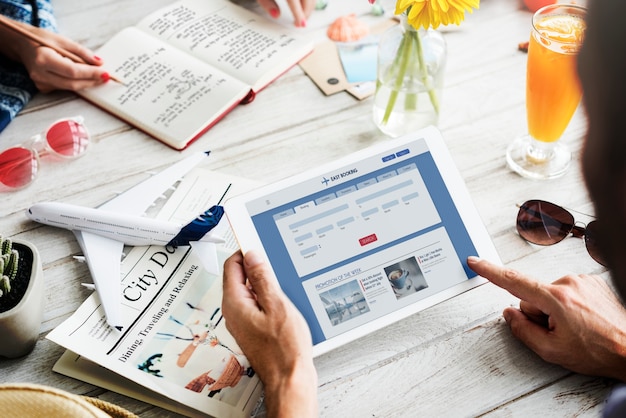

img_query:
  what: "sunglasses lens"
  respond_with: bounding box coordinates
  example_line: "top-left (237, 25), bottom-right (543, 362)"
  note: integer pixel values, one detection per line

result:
top-left (45, 119), bottom-right (89, 158)
top-left (585, 221), bottom-right (606, 266)
top-left (517, 200), bottom-right (574, 245)
top-left (0, 147), bottom-right (38, 189)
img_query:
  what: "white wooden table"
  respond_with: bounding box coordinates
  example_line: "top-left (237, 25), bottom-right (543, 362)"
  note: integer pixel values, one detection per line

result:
top-left (1, 0), bottom-right (612, 416)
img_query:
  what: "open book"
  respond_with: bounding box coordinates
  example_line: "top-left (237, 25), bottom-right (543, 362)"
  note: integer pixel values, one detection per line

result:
top-left (47, 169), bottom-right (264, 418)
top-left (79, 0), bottom-right (313, 150)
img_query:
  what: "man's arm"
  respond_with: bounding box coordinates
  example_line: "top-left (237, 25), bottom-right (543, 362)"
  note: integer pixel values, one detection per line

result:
top-left (222, 250), bottom-right (318, 417)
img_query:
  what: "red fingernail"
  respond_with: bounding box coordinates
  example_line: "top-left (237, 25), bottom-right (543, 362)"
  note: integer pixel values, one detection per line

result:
top-left (100, 72), bottom-right (110, 82)
top-left (300, 18), bottom-right (307, 27)
top-left (94, 55), bottom-right (102, 61)
top-left (269, 8), bottom-right (279, 18)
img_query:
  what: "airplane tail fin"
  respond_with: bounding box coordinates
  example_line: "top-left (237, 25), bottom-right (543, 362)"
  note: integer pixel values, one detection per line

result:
top-left (167, 205), bottom-right (224, 247)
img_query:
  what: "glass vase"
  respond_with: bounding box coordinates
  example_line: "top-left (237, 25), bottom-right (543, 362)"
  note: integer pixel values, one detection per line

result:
top-left (373, 17), bottom-right (447, 138)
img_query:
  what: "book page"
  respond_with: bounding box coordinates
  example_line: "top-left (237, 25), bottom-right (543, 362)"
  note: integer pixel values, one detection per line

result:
top-left (136, 0), bottom-right (313, 90)
top-left (54, 350), bottom-right (209, 418)
top-left (80, 26), bottom-right (250, 149)
top-left (47, 170), bottom-right (263, 418)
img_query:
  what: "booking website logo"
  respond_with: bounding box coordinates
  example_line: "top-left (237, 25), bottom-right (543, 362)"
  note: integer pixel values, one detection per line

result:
top-left (321, 169), bottom-right (358, 187)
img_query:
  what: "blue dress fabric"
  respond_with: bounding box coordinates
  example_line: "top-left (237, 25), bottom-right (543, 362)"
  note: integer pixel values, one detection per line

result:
top-left (0, 0), bottom-right (57, 133)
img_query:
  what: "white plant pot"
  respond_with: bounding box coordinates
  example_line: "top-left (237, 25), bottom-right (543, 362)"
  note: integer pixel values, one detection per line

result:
top-left (0, 239), bottom-right (44, 358)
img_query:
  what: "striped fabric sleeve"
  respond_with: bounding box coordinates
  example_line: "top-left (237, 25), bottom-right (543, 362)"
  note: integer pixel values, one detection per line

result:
top-left (0, 0), bottom-right (57, 133)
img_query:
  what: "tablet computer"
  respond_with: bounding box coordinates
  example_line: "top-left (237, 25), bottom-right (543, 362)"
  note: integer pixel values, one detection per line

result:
top-left (224, 126), bottom-right (501, 357)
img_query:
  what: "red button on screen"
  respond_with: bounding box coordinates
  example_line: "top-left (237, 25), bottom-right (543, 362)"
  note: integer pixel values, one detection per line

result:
top-left (359, 234), bottom-right (378, 246)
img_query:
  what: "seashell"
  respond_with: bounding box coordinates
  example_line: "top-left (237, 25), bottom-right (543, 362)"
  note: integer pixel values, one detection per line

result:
top-left (327, 14), bottom-right (370, 42)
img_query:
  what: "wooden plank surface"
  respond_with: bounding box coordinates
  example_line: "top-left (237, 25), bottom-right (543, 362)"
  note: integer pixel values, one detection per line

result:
top-left (1, 0), bottom-right (611, 417)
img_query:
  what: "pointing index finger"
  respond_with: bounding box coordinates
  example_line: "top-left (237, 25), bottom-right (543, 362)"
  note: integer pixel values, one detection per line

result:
top-left (467, 256), bottom-right (552, 312)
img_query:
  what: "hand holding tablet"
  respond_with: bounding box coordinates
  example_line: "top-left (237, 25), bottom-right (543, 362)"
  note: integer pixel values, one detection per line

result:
top-left (225, 126), bottom-right (501, 356)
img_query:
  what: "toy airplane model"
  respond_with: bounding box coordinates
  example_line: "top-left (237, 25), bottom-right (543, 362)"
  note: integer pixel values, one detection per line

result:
top-left (26, 151), bottom-right (224, 331)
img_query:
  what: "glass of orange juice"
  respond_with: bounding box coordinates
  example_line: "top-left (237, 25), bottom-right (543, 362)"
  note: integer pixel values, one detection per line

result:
top-left (506, 4), bottom-right (586, 179)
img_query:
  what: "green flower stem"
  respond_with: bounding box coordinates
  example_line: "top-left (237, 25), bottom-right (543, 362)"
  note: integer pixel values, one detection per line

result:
top-left (404, 31), bottom-right (418, 111)
top-left (414, 30), bottom-right (440, 115)
top-left (380, 26), bottom-right (440, 126)
top-left (381, 30), bottom-right (412, 125)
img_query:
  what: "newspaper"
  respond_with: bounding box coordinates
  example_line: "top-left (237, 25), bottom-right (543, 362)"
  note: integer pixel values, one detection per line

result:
top-left (47, 168), bottom-right (262, 418)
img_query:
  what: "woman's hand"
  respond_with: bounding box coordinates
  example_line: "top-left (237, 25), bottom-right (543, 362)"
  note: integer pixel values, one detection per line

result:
top-left (256, 0), bottom-right (316, 27)
top-left (0, 20), bottom-right (108, 92)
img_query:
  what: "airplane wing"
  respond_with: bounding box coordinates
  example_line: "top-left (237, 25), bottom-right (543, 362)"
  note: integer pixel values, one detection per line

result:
top-left (75, 151), bottom-right (211, 330)
top-left (74, 231), bottom-right (124, 330)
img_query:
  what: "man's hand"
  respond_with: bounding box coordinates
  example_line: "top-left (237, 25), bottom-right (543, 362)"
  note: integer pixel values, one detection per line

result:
top-left (468, 256), bottom-right (626, 381)
top-left (223, 250), bottom-right (318, 417)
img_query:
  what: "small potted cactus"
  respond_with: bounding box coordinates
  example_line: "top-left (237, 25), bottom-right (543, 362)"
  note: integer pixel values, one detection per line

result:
top-left (0, 236), bottom-right (44, 358)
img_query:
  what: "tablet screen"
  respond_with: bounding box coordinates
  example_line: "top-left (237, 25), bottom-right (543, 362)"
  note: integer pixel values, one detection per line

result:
top-left (225, 127), bottom-right (500, 356)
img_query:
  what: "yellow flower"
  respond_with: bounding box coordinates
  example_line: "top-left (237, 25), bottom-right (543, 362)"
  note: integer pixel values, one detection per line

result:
top-left (395, 0), bottom-right (480, 30)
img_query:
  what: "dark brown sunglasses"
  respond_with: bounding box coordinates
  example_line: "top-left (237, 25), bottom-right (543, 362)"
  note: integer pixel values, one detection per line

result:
top-left (516, 200), bottom-right (605, 266)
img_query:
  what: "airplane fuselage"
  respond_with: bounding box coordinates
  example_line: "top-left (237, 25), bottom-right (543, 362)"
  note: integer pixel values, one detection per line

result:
top-left (26, 202), bottom-right (219, 246)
